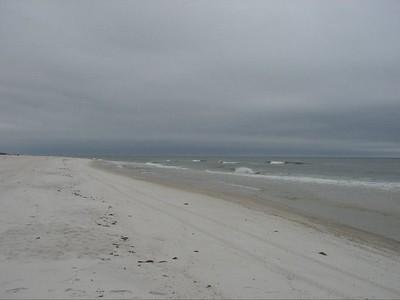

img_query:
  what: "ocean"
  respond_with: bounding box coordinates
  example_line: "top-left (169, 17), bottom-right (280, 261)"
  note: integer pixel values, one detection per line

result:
top-left (94, 156), bottom-right (400, 247)
top-left (98, 156), bottom-right (400, 189)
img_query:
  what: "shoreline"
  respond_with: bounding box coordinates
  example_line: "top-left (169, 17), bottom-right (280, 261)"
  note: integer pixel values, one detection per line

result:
top-left (1, 155), bottom-right (400, 298)
top-left (93, 159), bottom-right (400, 255)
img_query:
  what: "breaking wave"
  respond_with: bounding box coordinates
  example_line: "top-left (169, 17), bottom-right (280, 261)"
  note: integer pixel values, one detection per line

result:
top-left (145, 162), bottom-right (187, 170)
top-left (206, 170), bottom-right (400, 191)
top-left (234, 167), bottom-right (256, 175)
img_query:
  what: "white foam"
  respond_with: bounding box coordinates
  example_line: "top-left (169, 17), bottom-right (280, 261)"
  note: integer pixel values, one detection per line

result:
top-left (192, 160), bottom-right (201, 162)
top-left (145, 162), bottom-right (187, 170)
top-left (234, 167), bottom-right (256, 175)
top-left (222, 161), bottom-right (239, 164)
top-left (206, 170), bottom-right (400, 191)
top-left (103, 160), bottom-right (187, 170)
top-left (269, 161), bottom-right (285, 165)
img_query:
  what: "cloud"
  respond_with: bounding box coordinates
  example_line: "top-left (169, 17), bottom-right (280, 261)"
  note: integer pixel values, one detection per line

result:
top-left (0, 0), bottom-right (399, 156)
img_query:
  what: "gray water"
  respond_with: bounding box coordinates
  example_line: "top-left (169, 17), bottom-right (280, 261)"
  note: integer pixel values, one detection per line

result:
top-left (95, 156), bottom-right (400, 246)
top-left (99, 156), bottom-right (400, 189)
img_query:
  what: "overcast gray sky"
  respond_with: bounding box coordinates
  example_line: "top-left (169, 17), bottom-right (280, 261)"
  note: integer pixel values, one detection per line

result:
top-left (1, 0), bottom-right (399, 156)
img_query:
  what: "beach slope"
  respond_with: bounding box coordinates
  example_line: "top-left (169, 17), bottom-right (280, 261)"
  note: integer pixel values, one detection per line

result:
top-left (0, 156), bottom-right (399, 298)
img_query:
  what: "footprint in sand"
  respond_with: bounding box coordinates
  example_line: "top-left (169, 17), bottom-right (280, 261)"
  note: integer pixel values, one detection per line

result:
top-left (6, 287), bottom-right (28, 294)
top-left (149, 291), bottom-right (167, 296)
top-left (65, 288), bottom-right (87, 297)
top-left (110, 289), bottom-right (132, 294)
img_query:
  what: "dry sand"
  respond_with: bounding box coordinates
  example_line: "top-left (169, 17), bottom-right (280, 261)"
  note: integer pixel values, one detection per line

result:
top-left (0, 155), bottom-right (399, 298)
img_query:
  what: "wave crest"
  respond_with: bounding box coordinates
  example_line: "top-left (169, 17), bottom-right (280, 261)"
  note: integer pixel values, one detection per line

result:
top-left (145, 162), bottom-right (187, 170)
top-left (234, 167), bottom-right (256, 174)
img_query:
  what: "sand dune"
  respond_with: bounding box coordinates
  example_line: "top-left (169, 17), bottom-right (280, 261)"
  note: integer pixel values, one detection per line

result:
top-left (0, 156), bottom-right (399, 298)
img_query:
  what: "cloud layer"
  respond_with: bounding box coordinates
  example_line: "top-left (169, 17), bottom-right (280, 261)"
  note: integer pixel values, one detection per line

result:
top-left (1, 0), bottom-right (399, 155)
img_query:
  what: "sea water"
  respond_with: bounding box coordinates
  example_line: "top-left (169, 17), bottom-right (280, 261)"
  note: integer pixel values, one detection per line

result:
top-left (99, 156), bottom-right (400, 190)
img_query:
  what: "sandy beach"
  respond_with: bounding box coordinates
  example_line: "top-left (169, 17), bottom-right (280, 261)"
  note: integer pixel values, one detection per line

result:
top-left (1, 155), bottom-right (400, 299)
